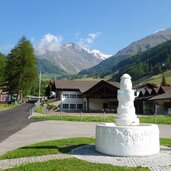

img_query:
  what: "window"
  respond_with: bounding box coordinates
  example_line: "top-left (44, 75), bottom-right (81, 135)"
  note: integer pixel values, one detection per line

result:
top-left (77, 94), bottom-right (83, 98)
top-left (77, 104), bottom-right (83, 110)
top-left (70, 104), bottom-right (76, 109)
top-left (70, 94), bottom-right (76, 98)
top-left (63, 94), bottom-right (69, 98)
top-left (103, 103), bottom-right (108, 109)
top-left (63, 104), bottom-right (69, 109)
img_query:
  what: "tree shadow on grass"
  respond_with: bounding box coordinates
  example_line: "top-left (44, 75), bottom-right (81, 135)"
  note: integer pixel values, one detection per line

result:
top-left (20, 144), bottom-right (88, 154)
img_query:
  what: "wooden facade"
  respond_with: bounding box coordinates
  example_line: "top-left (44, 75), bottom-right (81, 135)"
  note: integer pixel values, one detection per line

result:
top-left (135, 83), bottom-right (171, 114)
top-left (49, 80), bottom-right (171, 114)
top-left (50, 80), bottom-right (119, 112)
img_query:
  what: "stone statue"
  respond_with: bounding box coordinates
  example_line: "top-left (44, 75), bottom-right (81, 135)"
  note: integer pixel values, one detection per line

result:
top-left (116, 74), bottom-right (139, 126)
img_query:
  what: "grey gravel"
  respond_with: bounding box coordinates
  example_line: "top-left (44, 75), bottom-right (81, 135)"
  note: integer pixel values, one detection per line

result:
top-left (71, 145), bottom-right (171, 171)
top-left (0, 154), bottom-right (71, 170)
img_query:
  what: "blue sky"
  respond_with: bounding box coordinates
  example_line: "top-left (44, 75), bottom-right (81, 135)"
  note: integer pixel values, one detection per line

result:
top-left (1, 0), bottom-right (171, 55)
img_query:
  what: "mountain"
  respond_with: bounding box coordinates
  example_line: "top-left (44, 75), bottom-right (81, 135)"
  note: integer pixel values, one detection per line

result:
top-left (36, 43), bottom-right (110, 75)
top-left (111, 39), bottom-right (171, 82)
top-left (82, 48), bottom-right (111, 60)
top-left (37, 58), bottom-right (67, 76)
top-left (79, 27), bottom-right (171, 77)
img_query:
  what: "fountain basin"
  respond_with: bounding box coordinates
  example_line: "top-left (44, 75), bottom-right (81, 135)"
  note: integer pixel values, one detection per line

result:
top-left (96, 123), bottom-right (159, 156)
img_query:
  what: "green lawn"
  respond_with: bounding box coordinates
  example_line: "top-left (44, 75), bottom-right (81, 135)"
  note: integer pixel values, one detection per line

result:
top-left (0, 104), bottom-right (18, 111)
top-left (0, 137), bottom-right (95, 160)
top-left (139, 115), bottom-right (171, 124)
top-left (142, 70), bottom-right (171, 84)
top-left (5, 158), bottom-right (149, 171)
top-left (2, 137), bottom-right (171, 171)
top-left (32, 114), bottom-right (171, 124)
top-left (0, 137), bottom-right (170, 160)
top-left (33, 114), bottom-right (115, 122)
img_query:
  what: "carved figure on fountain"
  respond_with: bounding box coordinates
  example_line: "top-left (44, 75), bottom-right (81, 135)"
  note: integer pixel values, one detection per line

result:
top-left (117, 89), bottom-right (136, 115)
top-left (116, 74), bottom-right (139, 126)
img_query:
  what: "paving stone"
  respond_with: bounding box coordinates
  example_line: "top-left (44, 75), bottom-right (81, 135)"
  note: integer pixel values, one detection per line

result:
top-left (0, 154), bottom-right (71, 170)
top-left (71, 145), bottom-right (171, 171)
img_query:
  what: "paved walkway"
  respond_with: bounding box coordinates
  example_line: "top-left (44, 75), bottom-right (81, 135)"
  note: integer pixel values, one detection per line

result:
top-left (0, 121), bottom-right (96, 156)
top-left (71, 145), bottom-right (171, 171)
top-left (0, 154), bottom-right (71, 170)
top-left (0, 120), bottom-right (170, 170)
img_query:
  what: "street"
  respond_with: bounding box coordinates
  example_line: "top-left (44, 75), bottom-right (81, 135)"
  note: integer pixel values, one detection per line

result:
top-left (0, 103), bottom-right (34, 142)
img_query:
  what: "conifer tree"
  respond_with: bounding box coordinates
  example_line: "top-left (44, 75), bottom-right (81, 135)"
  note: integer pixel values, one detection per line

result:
top-left (0, 53), bottom-right (7, 83)
top-left (161, 74), bottom-right (167, 86)
top-left (5, 36), bottom-right (38, 100)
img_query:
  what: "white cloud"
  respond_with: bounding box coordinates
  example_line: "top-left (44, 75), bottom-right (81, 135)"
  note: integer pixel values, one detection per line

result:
top-left (35, 33), bottom-right (63, 55)
top-left (78, 32), bottom-right (101, 48)
top-left (88, 32), bottom-right (101, 39)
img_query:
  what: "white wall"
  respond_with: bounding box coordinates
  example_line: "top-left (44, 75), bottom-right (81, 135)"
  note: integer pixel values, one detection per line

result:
top-left (57, 91), bottom-right (117, 112)
top-left (60, 91), bottom-right (86, 111)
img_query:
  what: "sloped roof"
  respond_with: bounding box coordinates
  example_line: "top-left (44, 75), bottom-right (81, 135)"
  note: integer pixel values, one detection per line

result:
top-left (82, 80), bottom-right (119, 98)
top-left (153, 87), bottom-right (160, 94)
top-left (52, 80), bottom-right (119, 93)
top-left (149, 91), bottom-right (171, 100)
top-left (160, 85), bottom-right (171, 93)
top-left (134, 82), bottom-right (160, 89)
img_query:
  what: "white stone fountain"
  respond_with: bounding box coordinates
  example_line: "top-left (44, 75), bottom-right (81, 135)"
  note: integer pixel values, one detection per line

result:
top-left (96, 74), bottom-right (160, 156)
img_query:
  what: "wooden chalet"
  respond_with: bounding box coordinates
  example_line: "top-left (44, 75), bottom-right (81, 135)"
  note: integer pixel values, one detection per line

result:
top-left (149, 86), bottom-right (171, 114)
top-left (49, 80), bottom-right (119, 112)
top-left (134, 83), bottom-right (171, 114)
top-left (48, 80), bottom-right (171, 115)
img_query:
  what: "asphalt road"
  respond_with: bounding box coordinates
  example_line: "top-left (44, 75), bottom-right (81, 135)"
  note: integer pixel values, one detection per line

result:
top-left (0, 103), bottom-right (34, 143)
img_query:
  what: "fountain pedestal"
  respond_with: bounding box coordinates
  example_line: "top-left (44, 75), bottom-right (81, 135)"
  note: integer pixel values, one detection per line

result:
top-left (96, 123), bottom-right (159, 156)
top-left (95, 74), bottom-right (160, 156)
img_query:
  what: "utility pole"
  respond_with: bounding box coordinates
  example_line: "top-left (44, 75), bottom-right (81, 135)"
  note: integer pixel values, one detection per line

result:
top-left (38, 71), bottom-right (41, 104)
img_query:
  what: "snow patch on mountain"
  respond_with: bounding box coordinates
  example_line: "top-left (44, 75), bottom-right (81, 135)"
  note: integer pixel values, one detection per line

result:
top-left (82, 47), bottom-right (111, 60)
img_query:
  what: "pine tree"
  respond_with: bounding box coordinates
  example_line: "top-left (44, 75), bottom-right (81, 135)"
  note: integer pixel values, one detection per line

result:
top-left (5, 36), bottom-right (38, 100)
top-left (161, 74), bottom-right (167, 86)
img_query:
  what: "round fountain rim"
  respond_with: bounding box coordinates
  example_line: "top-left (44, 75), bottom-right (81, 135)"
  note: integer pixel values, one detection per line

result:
top-left (96, 122), bottom-right (158, 128)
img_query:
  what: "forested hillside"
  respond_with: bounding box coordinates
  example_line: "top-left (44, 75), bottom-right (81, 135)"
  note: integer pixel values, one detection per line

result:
top-left (37, 58), bottom-right (67, 76)
top-left (111, 40), bottom-right (171, 81)
top-left (79, 27), bottom-right (171, 77)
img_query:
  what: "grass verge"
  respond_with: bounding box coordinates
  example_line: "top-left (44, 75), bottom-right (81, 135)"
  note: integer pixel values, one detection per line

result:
top-left (0, 137), bottom-right (170, 160)
top-left (0, 104), bottom-right (18, 111)
top-left (139, 115), bottom-right (171, 124)
top-left (33, 115), bottom-right (115, 122)
top-left (0, 137), bottom-right (95, 160)
top-left (160, 138), bottom-right (171, 147)
top-left (32, 115), bottom-right (171, 124)
top-left (4, 157), bottom-right (149, 171)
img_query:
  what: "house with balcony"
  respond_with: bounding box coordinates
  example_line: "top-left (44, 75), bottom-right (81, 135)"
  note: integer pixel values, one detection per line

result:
top-left (135, 83), bottom-right (171, 114)
top-left (49, 80), bottom-right (119, 112)
top-left (48, 79), bottom-right (171, 114)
